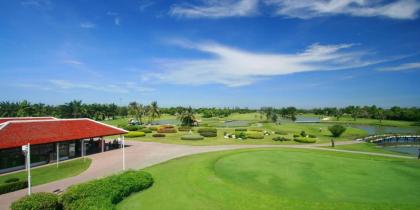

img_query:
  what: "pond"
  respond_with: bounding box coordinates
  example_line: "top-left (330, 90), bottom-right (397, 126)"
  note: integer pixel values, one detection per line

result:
top-left (223, 120), bottom-right (249, 127)
top-left (382, 145), bottom-right (420, 156)
top-left (151, 119), bottom-right (180, 125)
top-left (350, 125), bottom-right (420, 135)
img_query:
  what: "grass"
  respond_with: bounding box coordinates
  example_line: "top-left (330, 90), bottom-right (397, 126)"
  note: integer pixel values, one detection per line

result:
top-left (117, 148), bottom-right (420, 210)
top-left (0, 158), bottom-right (91, 186)
top-left (323, 142), bottom-right (413, 156)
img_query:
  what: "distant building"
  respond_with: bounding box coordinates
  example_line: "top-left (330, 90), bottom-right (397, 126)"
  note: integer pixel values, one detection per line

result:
top-left (0, 117), bottom-right (127, 174)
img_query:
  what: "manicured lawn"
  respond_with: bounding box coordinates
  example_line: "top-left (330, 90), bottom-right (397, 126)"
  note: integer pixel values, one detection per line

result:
top-left (323, 142), bottom-right (413, 156)
top-left (0, 158), bottom-right (91, 186)
top-left (117, 148), bottom-right (420, 210)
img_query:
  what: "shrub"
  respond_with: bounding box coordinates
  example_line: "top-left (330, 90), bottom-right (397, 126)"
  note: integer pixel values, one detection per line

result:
top-left (178, 126), bottom-right (192, 132)
top-left (199, 132), bottom-right (217, 137)
top-left (157, 125), bottom-right (177, 133)
top-left (152, 133), bottom-right (166, 138)
top-left (236, 132), bottom-right (247, 139)
top-left (274, 131), bottom-right (288, 135)
top-left (328, 124), bottom-right (347, 137)
top-left (249, 128), bottom-right (263, 132)
top-left (149, 126), bottom-right (158, 131)
top-left (121, 125), bottom-right (141, 131)
top-left (181, 135), bottom-right (204, 140)
top-left (0, 181), bottom-right (27, 195)
top-left (61, 170), bottom-right (153, 210)
top-left (124, 131), bottom-right (146, 138)
top-left (300, 131), bottom-right (307, 137)
top-left (309, 134), bottom-right (317, 138)
top-left (197, 128), bottom-right (217, 133)
top-left (272, 137), bottom-right (291, 141)
top-left (11, 192), bottom-right (60, 210)
top-left (139, 128), bottom-right (152, 133)
top-left (293, 134), bottom-right (300, 138)
top-left (235, 128), bottom-right (247, 132)
top-left (294, 137), bottom-right (316, 143)
top-left (246, 131), bottom-right (264, 139)
top-left (5, 178), bottom-right (19, 183)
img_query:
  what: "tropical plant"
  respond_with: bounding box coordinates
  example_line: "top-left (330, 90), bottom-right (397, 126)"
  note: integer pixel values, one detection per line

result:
top-left (177, 106), bottom-right (196, 126)
top-left (328, 125), bottom-right (347, 137)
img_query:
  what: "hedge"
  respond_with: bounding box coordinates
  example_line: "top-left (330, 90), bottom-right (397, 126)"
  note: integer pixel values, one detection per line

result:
top-left (249, 128), bottom-right (263, 132)
top-left (199, 132), bottom-right (217, 137)
top-left (157, 125), bottom-right (177, 133)
top-left (235, 128), bottom-right (247, 132)
top-left (5, 178), bottom-right (20, 183)
top-left (61, 170), bottom-right (153, 210)
top-left (246, 131), bottom-right (264, 139)
top-left (120, 125), bottom-right (141, 131)
top-left (197, 128), bottom-right (217, 133)
top-left (309, 134), bottom-right (317, 138)
top-left (178, 126), bottom-right (192, 132)
top-left (0, 180), bottom-right (28, 195)
top-left (181, 135), bottom-right (204, 140)
top-left (11, 192), bottom-right (61, 210)
top-left (272, 137), bottom-right (291, 141)
top-left (124, 131), bottom-right (146, 138)
top-left (294, 137), bottom-right (317, 143)
top-left (293, 134), bottom-right (300, 138)
top-left (152, 133), bottom-right (165, 137)
top-left (139, 128), bottom-right (152, 133)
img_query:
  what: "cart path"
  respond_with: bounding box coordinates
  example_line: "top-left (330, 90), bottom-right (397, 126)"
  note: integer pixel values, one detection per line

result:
top-left (0, 140), bottom-right (415, 209)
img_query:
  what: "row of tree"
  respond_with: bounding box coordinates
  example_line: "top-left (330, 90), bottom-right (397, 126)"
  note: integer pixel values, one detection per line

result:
top-left (1, 100), bottom-right (420, 122)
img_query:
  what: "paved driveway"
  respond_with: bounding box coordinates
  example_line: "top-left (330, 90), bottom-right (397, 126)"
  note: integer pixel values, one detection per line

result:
top-left (0, 140), bottom-right (413, 209)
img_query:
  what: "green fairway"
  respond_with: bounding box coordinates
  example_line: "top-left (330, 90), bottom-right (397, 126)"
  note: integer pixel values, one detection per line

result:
top-left (117, 148), bottom-right (420, 210)
top-left (0, 158), bottom-right (91, 186)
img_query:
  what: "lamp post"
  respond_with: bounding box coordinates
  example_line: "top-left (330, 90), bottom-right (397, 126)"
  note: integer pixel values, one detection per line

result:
top-left (22, 143), bottom-right (31, 195)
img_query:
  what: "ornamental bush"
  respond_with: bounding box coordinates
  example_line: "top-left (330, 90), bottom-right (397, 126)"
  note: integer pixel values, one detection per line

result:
top-left (120, 125), bottom-right (141, 131)
top-left (139, 128), bottom-right (152, 133)
top-left (0, 180), bottom-right (28, 195)
top-left (293, 134), bottom-right (300, 138)
top-left (246, 131), bottom-right (264, 139)
top-left (181, 135), bottom-right (204, 140)
top-left (11, 192), bottom-right (61, 210)
top-left (5, 178), bottom-right (20, 183)
top-left (61, 170), bottom-right (153, 210)
top-left (157, 125), bottom-right (177, 133)
top-left (309, 134), bottom-right (317, 138)
top-left (328, 124), bottom-right (347, 137)
top-left (249, 128), bottom-right (263, 132)
top-left (272, 137), bottom-right (291, 141)
top-left (235, 128), bottom-right (247, 132)
top-left (152, 133), bottom-right (165, 137)
top-left (294, 137), bottom-right (317, 143)
top-left (199, 132), bottom-right (217, 137)
top-left (197, 128), bottom-right (217, 133)
top-left (300, 131), bottom-right (307, 137)
top-left (178, 126), bottom-right (192, 132)
top-left (124, 131), bottom-right (146, 138)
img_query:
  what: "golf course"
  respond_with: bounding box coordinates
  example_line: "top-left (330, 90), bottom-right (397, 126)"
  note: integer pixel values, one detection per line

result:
top-left (117, 148), bottom-right (420, 210)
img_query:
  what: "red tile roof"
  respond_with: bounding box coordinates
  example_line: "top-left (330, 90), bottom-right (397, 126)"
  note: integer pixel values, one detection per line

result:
top-left (0, 117), bottom-right (57, 124)
top-left (0, 118), bottom-right (127, 149)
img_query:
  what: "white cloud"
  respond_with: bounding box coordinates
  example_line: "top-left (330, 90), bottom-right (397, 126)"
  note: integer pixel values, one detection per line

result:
top-left (62, 59), bottom-right (84, 65)
top-left (266, 0), bottom-right (420, 19)
top-left (170, 0), bottom-right (259, 18)
top-left (107, 12), bottom-right (121, 25)
top-left (80, 22), bottom-right (95, 29)
top-left (139, 0), bottom-right (155, 11)
top-left (170, 0), bottom-right (420, 19)
top-left (377, 62), bottom-right (420, 71)
top-left (21, 0), bottom-right (52, 9)
top-left (114, 17), bottom-right (121, 25)
top-left (149, 41), bottom-right (381, 87)
top-left (49, 80), bottom-right (154, 93)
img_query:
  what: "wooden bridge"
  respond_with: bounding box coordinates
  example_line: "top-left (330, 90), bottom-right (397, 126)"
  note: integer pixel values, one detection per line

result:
top-left (357, 134), bottom-right (420, 144)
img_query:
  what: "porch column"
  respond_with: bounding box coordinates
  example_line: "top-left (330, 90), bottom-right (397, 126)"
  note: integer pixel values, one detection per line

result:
top-left (56, 142), bottom-right (59, 168)
top-left (101, 138), bottom-right (104, 152)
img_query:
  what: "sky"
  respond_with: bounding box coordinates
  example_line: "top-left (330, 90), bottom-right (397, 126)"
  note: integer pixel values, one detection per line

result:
top-left (0, 0), bottom-right (420, 108)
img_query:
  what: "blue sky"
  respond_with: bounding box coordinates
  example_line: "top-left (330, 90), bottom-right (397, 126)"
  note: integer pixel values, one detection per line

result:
top-left (1, 0), bottom-right (420, 108)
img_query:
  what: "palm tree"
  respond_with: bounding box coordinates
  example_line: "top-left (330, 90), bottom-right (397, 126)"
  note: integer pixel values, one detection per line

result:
top-left (177, 106), bottom-right (196, 126)
top-left (148, 101), bottom-right (161, 123)
top-left (128, 101), bottom-right (142, 123)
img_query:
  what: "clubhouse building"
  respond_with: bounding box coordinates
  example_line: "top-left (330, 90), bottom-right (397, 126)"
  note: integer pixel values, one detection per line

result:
top-left (0, 117), bottom-right (127, 174)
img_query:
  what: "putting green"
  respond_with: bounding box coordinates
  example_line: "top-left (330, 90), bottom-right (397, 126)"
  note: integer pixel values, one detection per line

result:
top-left (117, 149), bottom-right (420, 210)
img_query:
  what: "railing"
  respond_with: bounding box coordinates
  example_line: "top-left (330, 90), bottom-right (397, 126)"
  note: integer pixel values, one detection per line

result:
top-left (357, 134), bottom-right (420, 144)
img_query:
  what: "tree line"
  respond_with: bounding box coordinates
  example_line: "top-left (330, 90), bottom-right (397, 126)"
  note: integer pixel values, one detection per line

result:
top-left (0, 100), bottom-right (419, 122)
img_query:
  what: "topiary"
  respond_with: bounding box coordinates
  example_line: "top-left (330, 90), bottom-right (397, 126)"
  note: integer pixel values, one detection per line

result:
top-left (157, 125), bottom-right (177, 133)
top-left (124, 131), bottom-right (146, 138)
top-left (178, 126), bottom-right (192, 132)
top-left (300, 130), bottom-right (307, 137)
top-left (181, 135), bottom-right (204, 140)
top-left (272, 137), bottom-right (291, 141)
top-left (139, 128), bottom-right (152, 133)
top-left (309, 134), bottom-right (317, 138)
top-left (11, 192), bottom-right (61, 210)
top-left (197, 128), bottom-right (217, 133)
top-left (235, 128), bottom-right (247, 132)
top-left (246, 131), bottom-right (264, 139)
top-left (152, 133), bottom-right (165, 138)
top-left (274, 130), bottom-right (288, 135)
top-left (293, 134), bottom-right (300, 138)
top-left (294, 137), bottom-right (316, 143)
top-left (199, 132), bottom-right (217, 137)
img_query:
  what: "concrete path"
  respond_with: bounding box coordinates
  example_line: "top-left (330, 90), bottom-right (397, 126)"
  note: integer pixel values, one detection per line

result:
top-left (0, 140), bottom-right (414, 209)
